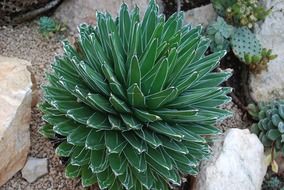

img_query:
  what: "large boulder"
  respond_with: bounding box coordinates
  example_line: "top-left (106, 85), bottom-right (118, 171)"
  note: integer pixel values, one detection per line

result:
top-left (184, 4), bottom-right (217, 27)
top-left (249, 0), bottom-right (284, 102)
top-left (0, 56), bottom-right (32, 186)
top-left (193, 129), bottom-right (267, 190)
top-left (54, 0), bottom-right (155, 32)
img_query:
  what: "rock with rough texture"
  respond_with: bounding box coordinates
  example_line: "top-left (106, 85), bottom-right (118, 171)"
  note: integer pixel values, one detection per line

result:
top-left (0, 56), bottom-right (32, 186)
top-left (54, 0), bottom-right (155, 32)
top-left (193, 129), bottom-right (267, 190)
top-left (249, 0), bottom-right (284, 102)
top-left (184, 4), bottom-right (217, 27)
top-left (21, 157), bottom-right (48, 183)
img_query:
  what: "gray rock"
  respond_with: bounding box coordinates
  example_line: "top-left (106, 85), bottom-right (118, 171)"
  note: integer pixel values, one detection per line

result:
top-left (249, 0), bottom-right (284, 102)
top-left (54, 0), bottom-right (156, 32)
top-left (193, 129), bottom-right (267, 190)
top-left (184, 4), bottom-right (217, 27)
top-left (21, 157), bottom-right (48, 183)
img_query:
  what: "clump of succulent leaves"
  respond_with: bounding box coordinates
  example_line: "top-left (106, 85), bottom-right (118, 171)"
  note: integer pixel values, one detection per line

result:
top-left (206, 17), bottom-right (234, 52)
top-left (249, 100), bottom-right (284, 172)
top-left (262, 176), bottom-right (284, 190)
top-left (38, 16), bottom-right (65, 38)
top-left (243, 49), bottom-right (277, 73)
top-left (249, 100), bottom-right (284, 151)
top-left (248, 100), bottom-right (284, 157)
top-left (212, 0), bottom-right (271, 28)
top-left (39, 1), bottom-right (232, 189)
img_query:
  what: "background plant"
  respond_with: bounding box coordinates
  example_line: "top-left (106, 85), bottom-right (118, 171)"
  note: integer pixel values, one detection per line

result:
top-left (212, 0), bottom-right (271, 28)
top-left (249, 100), bottom-right (284, 152)
top-left (38, 16), bottom-right (65, 38)
top-left (206, 17), bottom-right (234, 52)
top-left (249, 100), bottom-right (284, 172)
top-left (39, 1), bottom-right (232, 189)
top-left (207, 2), bottom-right (276, 73)
top-left (243, 48), bottom-right (277, 73)
top-left (262, 176), bottom-right (284, 190)
top-left (230, 27), bottom-right (276, 73)
top-left (231, 27), bottom-right (277, 73)
top-left (211, 0), bottom-right (236, 17)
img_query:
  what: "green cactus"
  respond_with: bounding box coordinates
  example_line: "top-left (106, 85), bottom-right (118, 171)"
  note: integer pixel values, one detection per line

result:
top-left (231, 27), bottom-right (262, 62)
top-left (249, 100), bottom-right (284, 153)
top-left (206, 17), bottom-right (234, 52)
top-left (230, 28), bottom-right (277, 73)
top-left (38, 1), bottom-right (232, 189)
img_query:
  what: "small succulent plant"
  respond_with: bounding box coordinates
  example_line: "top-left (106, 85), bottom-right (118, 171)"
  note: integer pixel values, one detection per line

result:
top-left (262, 176), bottom-right (283, 190)
top-left (206, 17), bottom-right (234, 52)
top-left (212, 0), bottom-right (271, 28)
top-left (39, 1), bottom-right (232, 189)
top-left (249, 100), bottom-right (284, 153)
top-left (225, 0), bottom-right (271, 28)
top-left (38, 16), bottom-right (65, 38)
top-left (244, 48), bottom-right (277, 73)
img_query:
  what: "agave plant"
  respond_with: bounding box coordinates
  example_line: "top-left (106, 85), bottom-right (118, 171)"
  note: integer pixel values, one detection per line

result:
top-left (39, 1), bottom-right (231, 189)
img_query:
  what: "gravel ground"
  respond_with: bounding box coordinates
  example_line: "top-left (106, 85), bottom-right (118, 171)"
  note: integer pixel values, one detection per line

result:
top-left (0, 20), bottom-right (249, 190)
top-left (0, 22), bottom-right (83, 190)
top-left (217, 102), bottom-right (251, 131)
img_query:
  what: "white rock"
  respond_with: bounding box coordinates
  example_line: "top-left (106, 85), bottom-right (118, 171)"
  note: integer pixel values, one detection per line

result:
top-left (54, 0), bottom-right (155, 32)
top-left (193, 129), bottom-right (267, 190)
top-left (249, 0), bottom-right (284, 102)
top-left (184, 4), bottom-right (217, 27)
top-left (21, 157), bottom-right (48, 183)
top-left (0, 56), bottom-right (32, 186)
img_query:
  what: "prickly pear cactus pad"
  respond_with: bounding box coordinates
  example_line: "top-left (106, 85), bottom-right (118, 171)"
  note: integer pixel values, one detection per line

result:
top-left (250, 101), bottom-right (284, 153)
top-left (231, 27), bottom-right (262, 62)
top-left (39, 1), bottom-right (232, 189)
